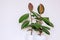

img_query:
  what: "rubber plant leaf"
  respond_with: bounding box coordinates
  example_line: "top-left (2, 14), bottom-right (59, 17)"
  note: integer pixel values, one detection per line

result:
top-left (19, 14), bottom-right (29, 23)
top-left (30, 23), bottom-right (38, 31)
top-left (42, 17), bottom-right (54, 27)
top-left (37, 4), bottom-right (45, 14)
top-left (42, 26), bottom-right (50, 30)
top-left (21, 20), bottom-right (29, 29)
top-left (42, 17), bottom-right (49, 20)
top-left (35, 17), bottom-right (49, 21)
top-left (31, 11), bottom-right (40, 18)
top-left (42, 27), bottom-right (50, 35)
top-left (32, 23), bottom-right (42, 29)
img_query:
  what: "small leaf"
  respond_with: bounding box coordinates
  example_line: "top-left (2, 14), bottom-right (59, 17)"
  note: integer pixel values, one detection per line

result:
top-left (28, 3), bottom-right (33, 12)
top-left (42, 26), bottom-right (50, 30)
top-left (19, 14), bottom-right (29, 23)
top-left (35, 17), bottom-right (49, 21)
top-left (37, 4), bottom-right (45, 14)
top-left (31, 11), bottom-right (40, 18)
top-left (21, 20), bottom-right (29, 29)
top-left (35, 17), bottom-right (42, 21)
top-left (42, 17), bottom-right (54, 27)
top-left (42, 27), bottom-right (50, 35)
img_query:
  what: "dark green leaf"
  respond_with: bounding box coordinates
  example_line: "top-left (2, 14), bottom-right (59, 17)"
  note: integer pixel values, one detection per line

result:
top-left (31, 11), bottom-right (40, 18)
top-left (35, 17), bottom-right (42, 21)
top-left (42, 26), bottom-right (50, 30)
top-left (32, 23), bottom-right (42, 29)
top-left (43, 17), bottom-right (49, 20)
top-left (19, 14), bottom-right (29, 23)
top-left (31, 23), bottom-right (38, 31)
top-left (42, 17), bottom-right (54, 27)
top-left (32, 25), bottom-right (38, 31)
top-left (21, 20), bottom-right (29, 29)
top-left (42, 27), bottom-right (50, 35)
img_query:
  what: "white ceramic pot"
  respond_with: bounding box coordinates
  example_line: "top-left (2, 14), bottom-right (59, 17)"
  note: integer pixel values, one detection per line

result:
top-left (25, 31), bottom-right (46, 40)
top-left (25, 31), bottom-right (33, 40)
top-left (33, 34), bottom-right (46, 40)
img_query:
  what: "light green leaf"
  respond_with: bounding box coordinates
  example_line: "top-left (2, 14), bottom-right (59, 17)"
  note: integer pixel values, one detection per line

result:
top-left (19, 14), bottom-right (29, 23)
top-left (21, 20), bottom-right (29, 29)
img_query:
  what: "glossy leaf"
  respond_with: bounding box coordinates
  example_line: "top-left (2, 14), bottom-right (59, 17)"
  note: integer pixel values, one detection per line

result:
top-left (43, 17), bottom-right (49, 20)
top-left (37, 4), bottom-right (45, 14)
top-left (42, 27), bottom-right (50, 35)
top-left (32, 23), bottom-right (42, 29)
top-left (19, 14), bottom-right (29, 23)
top-left (31, 25), bottom-right (38, 31)
top-left (42, 26), bottom-right (50, 30)
top-left (31, 11), bottom-right (40, 18)
top-left (28, 3), bottom-right (33, 12)
top-left (42, 17), bottom-right (54, 27)
top-left (21, 20), bottom-right (29, 29)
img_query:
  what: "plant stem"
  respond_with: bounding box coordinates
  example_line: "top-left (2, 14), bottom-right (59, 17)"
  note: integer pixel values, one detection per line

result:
top-left (30, 12), bottom-right (33, 35)
top-left (38, 14), bottom-right (42, 35)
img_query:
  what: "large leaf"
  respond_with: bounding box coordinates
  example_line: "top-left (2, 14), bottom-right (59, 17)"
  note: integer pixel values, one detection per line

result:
top-left (42, 26), bottom-right (50, 30)
top-left (42, 17), bottom-right (54, 27)
top-left (31, 25), bottom-right (38, 31)
top-left (19, 14), bottom-right (29, 23)
top-left (32, 23), bottom-right (42, 29)
top-left (43, 17), bottom-right (49, 20)
top-left (42, 27), bottom-right (50, 35)
top-left (30, 23), bottom-right (38, 31)
top-left (21, 20), bottom-right (29, 29)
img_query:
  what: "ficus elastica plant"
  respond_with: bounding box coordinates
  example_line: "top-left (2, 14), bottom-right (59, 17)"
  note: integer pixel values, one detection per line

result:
top-left (19, 3), bottom-right (54, 35)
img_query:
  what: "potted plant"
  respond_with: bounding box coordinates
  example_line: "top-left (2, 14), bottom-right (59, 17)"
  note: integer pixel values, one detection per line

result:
top-left (19, 3), bottom-right (54, 40)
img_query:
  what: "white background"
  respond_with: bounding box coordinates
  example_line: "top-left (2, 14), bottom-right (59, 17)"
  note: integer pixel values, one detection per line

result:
top-left (0, 0), bottom-right (60, 40)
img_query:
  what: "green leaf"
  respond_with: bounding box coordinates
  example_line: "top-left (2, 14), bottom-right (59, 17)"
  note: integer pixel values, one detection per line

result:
top-left (35, 17), bottom-right (49, 21)
top-left (42, 17), bottom-right (54, 27)
top-left (19, 14), bottom-right (29, 23)
top-left (21, 20), bottom-right (29, 29)
top-left (31, 11), bottom-right (40, 18)
top-left (32, 25), bottom-right (38, 31)
top-left (42, 26), bottom-right (50, 30)
top-left (42, 27), bottom-right (50, 35)
top-left (32, 23), bottom-right (42, 29)
top-left (43, 17), bottom-right (49, 20)
top-left (35, 17), bottom-right (42, 21)
top-left (30, 23), bottom-right (38, 31)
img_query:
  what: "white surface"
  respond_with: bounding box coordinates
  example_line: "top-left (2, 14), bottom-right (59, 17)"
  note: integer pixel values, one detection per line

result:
top-left (0, 0), bottom-right (60, 40)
